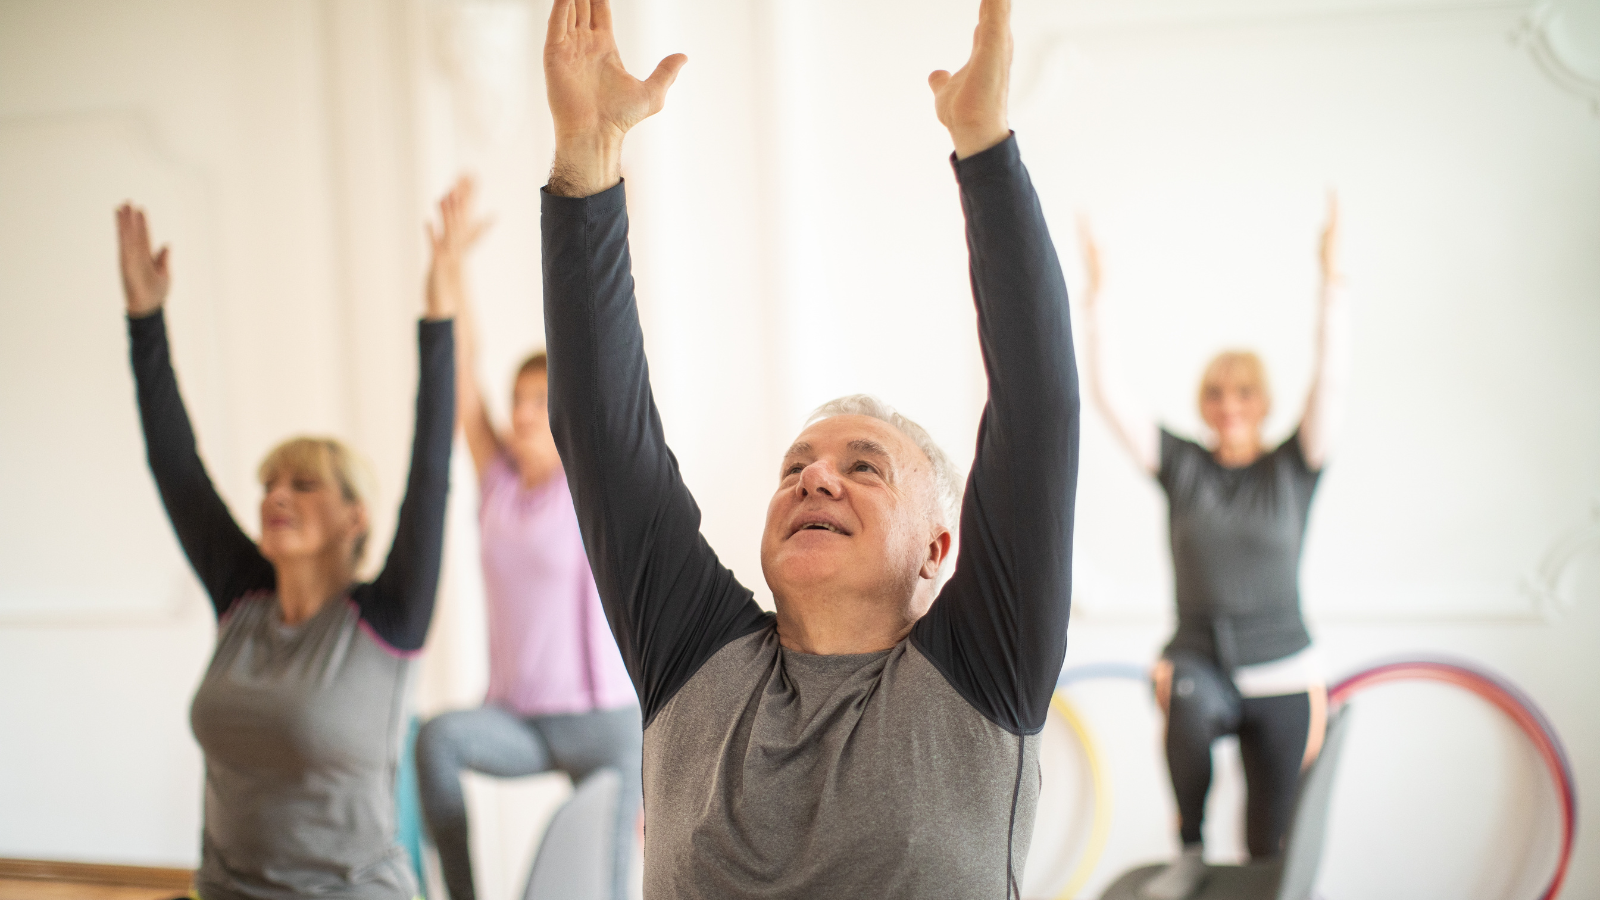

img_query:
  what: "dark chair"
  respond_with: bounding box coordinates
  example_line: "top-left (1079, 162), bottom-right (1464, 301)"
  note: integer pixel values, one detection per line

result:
top-left (1097, 704), bottom-right (1356, 900)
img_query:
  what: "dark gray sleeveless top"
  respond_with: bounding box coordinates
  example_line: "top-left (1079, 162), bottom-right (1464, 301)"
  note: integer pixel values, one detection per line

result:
top-left (1158, 428), bottom-right (1321, 670)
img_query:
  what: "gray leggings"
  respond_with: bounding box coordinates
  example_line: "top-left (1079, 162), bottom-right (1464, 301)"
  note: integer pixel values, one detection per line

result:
top-left (416, 704), bottom-right (643, 900)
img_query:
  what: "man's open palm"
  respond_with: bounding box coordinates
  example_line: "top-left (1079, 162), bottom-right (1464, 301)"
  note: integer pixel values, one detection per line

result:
top-left (929, 0), bottom-right (1013, 159)
top-left (545, 0), bottom-right (684, 195)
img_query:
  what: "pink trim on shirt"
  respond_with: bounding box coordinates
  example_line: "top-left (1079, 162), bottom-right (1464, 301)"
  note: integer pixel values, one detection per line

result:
top-left (353, 603), bottom-right (426, 660)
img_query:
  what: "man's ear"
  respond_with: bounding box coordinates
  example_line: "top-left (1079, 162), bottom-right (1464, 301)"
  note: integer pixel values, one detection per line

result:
top-left (920, 526), bottom-right (953, 580)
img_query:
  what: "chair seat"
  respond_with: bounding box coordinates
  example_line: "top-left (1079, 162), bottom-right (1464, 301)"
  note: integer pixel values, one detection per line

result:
top-left (1098, 860), bottom-right (1284, 900)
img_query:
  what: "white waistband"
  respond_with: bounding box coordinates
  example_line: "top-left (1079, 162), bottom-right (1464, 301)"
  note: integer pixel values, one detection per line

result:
top-left (1232, 646), bottom-right (1324, 698)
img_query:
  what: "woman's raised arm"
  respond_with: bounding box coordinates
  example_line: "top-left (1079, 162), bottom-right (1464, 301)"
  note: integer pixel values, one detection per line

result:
top-left (427, 176), bottom-right (500, 478)
top-left (355, 276), bottom-right (456, 653)
top-left (1079, 221), bottom-right (1159, 474)
top-left (1297, 192), bottom-right (1352, 470)
top-left (118, 204), bottom-right (274, 616)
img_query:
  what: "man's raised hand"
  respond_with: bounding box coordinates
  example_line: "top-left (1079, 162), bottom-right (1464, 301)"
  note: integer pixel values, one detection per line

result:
top-left (544, 0), bottom-right (686, 197)
top-left (115, 203), bottom-right (170, 318)
top-left (929, 0), bottom-right (1013, 159)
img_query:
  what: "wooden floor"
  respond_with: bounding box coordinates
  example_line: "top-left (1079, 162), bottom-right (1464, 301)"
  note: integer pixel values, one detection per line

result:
top-left (0, 877), bottom-right (183, 900)
top-left (0, 861), bottom-right (191, 900)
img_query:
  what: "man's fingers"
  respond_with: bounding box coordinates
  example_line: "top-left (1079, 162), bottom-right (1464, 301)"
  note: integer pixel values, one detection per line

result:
top-left (592, 0), bottom-right (612, 32)
top-left (546, 0), bottom-right (571, 43)
top-left (575, 0), bottom-right (591, 30)
top-left (977, 0), bottom-right (1012, 27)
top-left (644, 53), bottom-right (688, 97)
top-left (928, 70), bottom-right (952, 93)
top-left (154, 246), bottom-right (170, 276)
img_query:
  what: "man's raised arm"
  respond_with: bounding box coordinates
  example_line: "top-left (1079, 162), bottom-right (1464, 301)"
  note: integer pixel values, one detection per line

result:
top-left (540, 0), bottom-right (767, 724)
top-left (911, 0), bottom-right (1082, 737)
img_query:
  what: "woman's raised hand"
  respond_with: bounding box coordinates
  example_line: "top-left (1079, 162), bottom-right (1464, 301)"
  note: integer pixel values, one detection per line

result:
top-left (929, 0), bottom-right (1013, 159)
top-left (1078, 216), bottom-right (1104, 306)
top-left (544, 0), bottom-right (686, 197)
top-left (116, 203), bottom-right (170, 318)
top-left (426, 176), bottom-right (490, 321)
top-left (1319, 190), bottom-right (1343, 285)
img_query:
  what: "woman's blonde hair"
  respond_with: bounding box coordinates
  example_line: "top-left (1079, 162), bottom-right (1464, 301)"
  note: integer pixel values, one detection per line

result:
top-left (257, 437), bottom-right (376, 563)
top-left (1198, 350), bottom-right (1272, 416)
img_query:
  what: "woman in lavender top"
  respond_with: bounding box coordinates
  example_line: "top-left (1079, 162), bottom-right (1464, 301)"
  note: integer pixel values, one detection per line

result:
top-left (415, 177), bottom-right (640, 900)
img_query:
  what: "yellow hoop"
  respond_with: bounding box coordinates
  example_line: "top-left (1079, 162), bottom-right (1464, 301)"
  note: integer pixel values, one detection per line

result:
top-left (1049, 690), bottom-right (1112, 900)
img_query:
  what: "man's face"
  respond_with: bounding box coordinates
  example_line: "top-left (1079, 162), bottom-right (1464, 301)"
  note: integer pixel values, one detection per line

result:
top-left (760, 415), bottom-right (949, 617)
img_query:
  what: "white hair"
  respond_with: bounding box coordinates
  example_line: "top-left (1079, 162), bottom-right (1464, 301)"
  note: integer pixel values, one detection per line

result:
top-left (805, 394), bottom-right (962, 531)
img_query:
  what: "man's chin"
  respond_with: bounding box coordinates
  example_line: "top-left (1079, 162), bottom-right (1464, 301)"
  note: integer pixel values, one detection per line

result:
top-left (767, 548), bottom-right (852, 589)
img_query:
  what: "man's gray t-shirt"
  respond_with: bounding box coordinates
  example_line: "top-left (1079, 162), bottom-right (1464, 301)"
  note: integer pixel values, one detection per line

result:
top-left (1159, 428), bottom-right (1322, 670)
top-left (644, 630), bottom-right (1039, 898)
top-left (541, 135), bottom-right (1079, 898)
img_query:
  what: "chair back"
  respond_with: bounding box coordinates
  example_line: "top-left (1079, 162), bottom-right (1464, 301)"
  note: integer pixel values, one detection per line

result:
top-left (1274, 704), bottom-right (1357, 900)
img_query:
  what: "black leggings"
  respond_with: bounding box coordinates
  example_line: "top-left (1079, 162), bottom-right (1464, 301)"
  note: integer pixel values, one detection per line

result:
top-left (1164, 653), bottom-right (1311, 858)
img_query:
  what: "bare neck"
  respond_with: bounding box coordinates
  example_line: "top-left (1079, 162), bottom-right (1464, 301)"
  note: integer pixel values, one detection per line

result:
top-left (273, 556), bottom-right (355, 626)
top-left (1212, 434), bottom-right (1264, 469)
top-left (774, 587), bottom-right (925, 655)
top-left (515, 446), bottom-right (564, 490)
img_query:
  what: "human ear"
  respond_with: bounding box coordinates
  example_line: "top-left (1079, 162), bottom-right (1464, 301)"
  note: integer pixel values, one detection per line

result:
top-left (920, 527), bottom-right (953, 580)
top-left (349, 502), bottom-right (371, 539)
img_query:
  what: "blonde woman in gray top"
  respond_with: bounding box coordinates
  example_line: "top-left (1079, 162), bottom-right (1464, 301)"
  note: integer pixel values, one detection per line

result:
top-left (116, 202), bottom-right (454, 900)
top-left (1080, 199), bottom-right (1351, 899)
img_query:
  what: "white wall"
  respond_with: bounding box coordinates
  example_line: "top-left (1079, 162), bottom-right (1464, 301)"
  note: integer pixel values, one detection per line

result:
top-left (0, 0), bottom-right (420, 862)
top-left (2, 0), bottom-right (1597, 898)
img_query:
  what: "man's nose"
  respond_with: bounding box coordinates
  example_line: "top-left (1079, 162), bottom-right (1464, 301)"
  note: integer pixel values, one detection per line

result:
top-left (798, 460), bottom-right (841, 499)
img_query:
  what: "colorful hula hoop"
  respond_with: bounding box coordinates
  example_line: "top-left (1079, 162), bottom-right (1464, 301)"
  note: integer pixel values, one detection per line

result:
top-left (1047, 664), bottom-right (1151, 900)
top-left (1044, 658), bottom-right (1575, 900)
top-left (1328, 657), bottom-right (1577, 900)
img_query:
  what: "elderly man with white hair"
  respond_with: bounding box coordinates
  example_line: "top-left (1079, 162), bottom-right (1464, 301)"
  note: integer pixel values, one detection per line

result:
top-left (538, 0), bottom-right (1079, 895)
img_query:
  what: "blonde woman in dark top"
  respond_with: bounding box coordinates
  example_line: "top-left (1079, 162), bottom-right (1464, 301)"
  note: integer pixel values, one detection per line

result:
top-left (115, 202), bottom-right (454, 900)
top-left (1080, 198), bottom-right (1350, 900)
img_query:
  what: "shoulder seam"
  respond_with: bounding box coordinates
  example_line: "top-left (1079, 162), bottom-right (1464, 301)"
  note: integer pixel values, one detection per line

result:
top-left (906, 634), bottom-right (1044, 737)
top-left (641, 615), bottom-right (773, 731)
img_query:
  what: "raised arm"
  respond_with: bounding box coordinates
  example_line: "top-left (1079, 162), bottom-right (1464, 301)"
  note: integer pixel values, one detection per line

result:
top-left (909, 0), bottom-right (1080, 737)
top-left (1296, 191), bottom-right (1351, 470)
top-left (355, 242), bottom-right (458, 653)
top-left (428, 176), bottom-right (499, 477)
top-left (1079, 221), bottom-right (1158, 474)
top-left (118, 204), bottom-right (273, 617)
top-left (541, 0), bottom-right (766, 722)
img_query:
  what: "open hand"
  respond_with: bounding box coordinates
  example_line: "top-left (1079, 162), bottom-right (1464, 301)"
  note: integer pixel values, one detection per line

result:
top-left (544, 0), bottom-right (686, 196)
top-left (115, 203), bottom-right (170, 317)
top-left (929, 0), bottom-right (1013, 159)
top-left (426, 175), bottom-right (491, 320)
top-left (1319, 190), bottom-right (1342, 283)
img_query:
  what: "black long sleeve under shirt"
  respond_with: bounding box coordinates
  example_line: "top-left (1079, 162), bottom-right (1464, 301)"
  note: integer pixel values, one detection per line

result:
top-left (542, 134), bottom-right (1079, 900)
